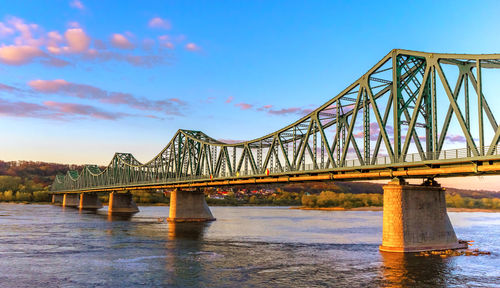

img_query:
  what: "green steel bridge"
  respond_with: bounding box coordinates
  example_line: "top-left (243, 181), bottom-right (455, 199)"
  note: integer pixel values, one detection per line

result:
top-left (51, 49), bottom-right (500, 194)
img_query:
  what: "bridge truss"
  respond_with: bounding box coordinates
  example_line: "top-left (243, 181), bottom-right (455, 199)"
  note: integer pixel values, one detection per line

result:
top-left (52, 49), bottom-right (500, 193)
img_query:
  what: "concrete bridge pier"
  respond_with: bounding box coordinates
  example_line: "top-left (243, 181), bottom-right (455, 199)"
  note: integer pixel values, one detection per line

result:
top-left (62, 193), bottom-right (79, 208)
top-left (379, 178), bottom-right (467, 252)
top-left (167, 189), bottom-right (215, 222)
top-left (108, 192), bottom-right (139, 214)
top-left (79, 193), bottom-right (103, 210)
top-left (52, 194), bottom-right (64, 206)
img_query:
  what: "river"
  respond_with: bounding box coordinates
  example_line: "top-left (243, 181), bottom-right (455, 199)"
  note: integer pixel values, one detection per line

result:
top-left (0, 204), bottom-right (498, 287)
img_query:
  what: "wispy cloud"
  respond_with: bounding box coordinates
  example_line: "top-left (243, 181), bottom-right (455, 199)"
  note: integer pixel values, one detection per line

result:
top-left (185, 42), bottom-right (201, 52)
top-left (0, 97), bottom-right (127, 120)
top-left (445, 134), bottom-right (466, 143)
top-left (44, 100), bottom-right (123, 120)
top-left (110, 33), bottom-right (134, 50)
top-left (258, 105), bottom-right (313, 116)
top-left (148, 17), bottom-right (171, 30)
top-left (28, 79), bottom-right (186, 115)
top-left (235, 102), bottom-right (253, 110)
top-left (225, 96), bottom-right (234, 103)
top-left (69, 0), bottom-right (85, 10)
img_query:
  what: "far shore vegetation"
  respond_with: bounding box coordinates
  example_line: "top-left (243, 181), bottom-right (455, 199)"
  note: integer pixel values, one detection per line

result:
top-left (0, 160), bottom-right (500, 210)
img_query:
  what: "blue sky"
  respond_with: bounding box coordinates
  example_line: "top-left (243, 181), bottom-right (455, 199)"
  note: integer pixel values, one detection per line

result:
top-left (1, 0), bottom-right (500, 189)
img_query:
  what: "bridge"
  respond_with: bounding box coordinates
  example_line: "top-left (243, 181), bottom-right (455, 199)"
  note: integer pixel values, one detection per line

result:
top-left (50, 49), bottom-right (500, 252)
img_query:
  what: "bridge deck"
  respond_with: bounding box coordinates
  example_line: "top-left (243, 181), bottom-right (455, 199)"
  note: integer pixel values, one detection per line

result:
top-left (54, 153), bottom-right (500, 194)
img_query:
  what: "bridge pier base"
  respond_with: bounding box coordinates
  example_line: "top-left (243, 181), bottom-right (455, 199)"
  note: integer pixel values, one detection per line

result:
top-left (108, 192), bottom-right (139, 214)
top-left (62, 193), bottom-right (79, 208)
top-left (79, 193), bottom-right (103, 210)
top-left (52, 194), bottom-right (63, 206)
top-left (167, 189), bottom-right (215, 222)
top-left (379, 178), bottom-right (466, 253)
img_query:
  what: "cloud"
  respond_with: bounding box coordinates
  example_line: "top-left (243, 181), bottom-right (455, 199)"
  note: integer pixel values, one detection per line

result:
top-left (0, 22), bottom-right (14, 37)
top-left (259, 105), bottom-right (313, 116)
top-left (445, 134), bottom-right (466, 143)
top-left (0, 45), bottom-right (44, 65)
top-left (160, 41), bottom-right (174, 49)
top-left (217, 138), bottom-right (246, 144)
top-left (0, 82), bottom-right (21, 92)
top-left (40, 57), bottom-right (71, 67)
top-left (0, 15), bottom-right (195, 68)
top-left (110, 33), bottom-right (134, 49)
top-left (148, 17), bottom-right (171, 29)
top-left (44, 100), bottom-right (121, 120)
top-left (29, 79), bottom-right (185, 115)
top-left (185, 42), bottom-right (200, 52)
top-left (235, 102), bottom-right (253, 110)
top-left (70, 0), bottom-right (85, 10)
top-left (64, 28), bottom-right (90, 53)
top-left (0, 98), bottom-right (48, 118)
top-left (225, 96), bottom-right (234, 103)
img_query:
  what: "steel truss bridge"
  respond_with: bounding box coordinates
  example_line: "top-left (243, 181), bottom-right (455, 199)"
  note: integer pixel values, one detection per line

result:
top-left (52, 49), bottom-right (500, 193)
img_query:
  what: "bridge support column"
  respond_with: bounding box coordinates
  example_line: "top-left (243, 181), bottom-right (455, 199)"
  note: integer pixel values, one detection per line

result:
top-left (79, 193), bottom-right (103, 210)
top-left (62, 193), bottom-right (79, 208)
top-left (167, 189), bottom-right (215, 222)
top-left (379, 178), bottom-right (466, 252)
top-left (52, 194), bottom-right (64, 205)
top-left (108, 192), bottom-right (139, 214)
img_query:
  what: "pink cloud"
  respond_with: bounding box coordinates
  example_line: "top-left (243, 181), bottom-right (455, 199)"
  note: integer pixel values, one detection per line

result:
top-left (29, 79), bottom-right (71, 92)
top-left (217, 138), bottom-right (246, 144)
top-left (8, 17), bottom-right (41, 47)
top-left (169, 98), bottom-right (186, 105)
top-left (110, 33), bottom-right (134, 49)
top-left (445, 134), bottom-right (466, 143)
top-left (225, 96), bottom-right (234, 103)
top-left (148, 17), bottom-right (171, 29)
top-left (0, 45), bottom-right (44, 65)
top-left (70, 0), bottom-right (85, 10)
top-left (0, 22), bottom-right (14, 37)
top-left (161, 42), bottom-right (174, 49)
top-left (82, 49), bottom-right (169, 67)
top-left (235, 102), bottom-right (253, 110)
top-left (185, 42), bottom-right (200, 52)
top-left (0, 82), bottom-right (20, 92)
top-left (29, 79), bottom-right (185, 115)
top-left (40, 57), bottom-right (71, 67)
top-left (64, 28), bottom-right (90, 53)
top-left (44, 100), bottom-right (120, 120)
top-left (0, 98), bottom-right (48, 118)
top-left (67, 21), bottom-right (80, 28)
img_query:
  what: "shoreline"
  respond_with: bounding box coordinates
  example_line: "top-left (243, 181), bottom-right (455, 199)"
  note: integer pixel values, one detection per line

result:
top-left (291, 206), bottom-right (500, 213)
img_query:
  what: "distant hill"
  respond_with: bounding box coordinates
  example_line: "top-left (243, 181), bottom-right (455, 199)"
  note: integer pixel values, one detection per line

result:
top-left (0, 160), bottom-right (85, 187)
top-left (0, 160), bottom-right (499, 199)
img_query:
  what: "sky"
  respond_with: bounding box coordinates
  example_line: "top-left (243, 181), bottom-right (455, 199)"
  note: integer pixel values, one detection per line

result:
top-left (1, 0), bottom-right (500, 190)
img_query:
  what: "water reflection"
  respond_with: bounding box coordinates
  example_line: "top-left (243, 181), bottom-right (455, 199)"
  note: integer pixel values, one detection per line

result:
top-left (106, 213), bottom-right (134, 222)
top-left (381, 251), bottom-right (449, 287)
top-left (165, 222), bottom-right (210, 287)
top-left (167, 222), bottom-right (209, 241)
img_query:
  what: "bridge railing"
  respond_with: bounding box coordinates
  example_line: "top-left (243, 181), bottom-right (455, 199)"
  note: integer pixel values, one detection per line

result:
top-left (53, 145), bottom-right (500, 192)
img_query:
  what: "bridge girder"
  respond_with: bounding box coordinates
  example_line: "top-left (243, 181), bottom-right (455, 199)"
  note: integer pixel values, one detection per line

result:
top-left (51, 49), bottom-right (500, 193)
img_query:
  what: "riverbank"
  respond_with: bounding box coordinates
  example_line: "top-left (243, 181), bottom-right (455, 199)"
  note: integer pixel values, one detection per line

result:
top-left (291, 206), bottom-right (500, 212)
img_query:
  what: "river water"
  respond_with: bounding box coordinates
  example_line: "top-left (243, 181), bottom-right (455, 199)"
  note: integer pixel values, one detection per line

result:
top-left (0, 204), bottom-right (498, 287)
